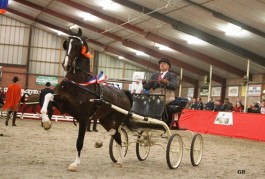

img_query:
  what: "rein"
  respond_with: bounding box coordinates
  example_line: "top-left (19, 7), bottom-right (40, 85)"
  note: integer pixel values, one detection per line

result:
top-left (74, 66), bottom-right (94, 77)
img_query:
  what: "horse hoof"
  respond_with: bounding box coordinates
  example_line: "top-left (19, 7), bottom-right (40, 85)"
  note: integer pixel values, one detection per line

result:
top-left (67, 166), bottom-right (77, 172)
top-left (94, 141), bottom-right (103, 148)
top-left (43, 121), bottom-right (52, 130)
top-left (114, 162), bottom-right (123, 167)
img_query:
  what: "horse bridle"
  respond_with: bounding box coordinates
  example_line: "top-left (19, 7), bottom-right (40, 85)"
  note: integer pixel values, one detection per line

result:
top-left (64, 35), bottom-right (84, 73)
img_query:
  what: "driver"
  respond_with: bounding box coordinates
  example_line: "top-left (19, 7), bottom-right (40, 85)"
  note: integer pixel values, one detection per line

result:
top-left (142, 58), bottom-right (178, 104)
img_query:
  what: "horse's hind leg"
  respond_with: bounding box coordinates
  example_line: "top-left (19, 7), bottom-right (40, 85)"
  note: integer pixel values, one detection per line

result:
top-left (94, 128), bottom-right (116, 148)
top-left (20, 104), bottom-right (31, 119)
top-left (68, 119), bottom-right (87, 172)
top-left (112, 128), bottom-right (124, 167)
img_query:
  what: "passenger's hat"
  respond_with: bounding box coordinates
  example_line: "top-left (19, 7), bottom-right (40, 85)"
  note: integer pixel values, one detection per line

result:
top-left (12, 76), bottom-right (19, 83)
top-left (225, 98), bottom-right (229, 100)
top-left (158, 58), bottom-right (171, 67)
top-left (45, 82), bottom-right (51, 87)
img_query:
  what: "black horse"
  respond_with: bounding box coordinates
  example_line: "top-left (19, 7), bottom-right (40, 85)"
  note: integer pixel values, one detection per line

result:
top-left (20, 93), bottom-right (40, 119)
top-left (40, 28), bottom-right (133, 171)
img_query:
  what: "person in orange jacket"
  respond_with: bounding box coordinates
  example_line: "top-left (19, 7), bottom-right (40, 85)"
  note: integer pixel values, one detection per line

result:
top-left (3, 76), bottom-right (21, 126)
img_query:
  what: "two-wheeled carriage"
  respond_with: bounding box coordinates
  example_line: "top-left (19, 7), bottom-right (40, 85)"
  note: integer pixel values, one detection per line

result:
top-left (108, 94), bottom-right (203, 169)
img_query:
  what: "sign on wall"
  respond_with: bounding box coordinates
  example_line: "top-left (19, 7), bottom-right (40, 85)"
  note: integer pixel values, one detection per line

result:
top-left (241, 85), bottom-right (261, 97)
top-left (228, 86), bottom-right (239, 97)
top-left (200, 87), bottom-right (209, 96)
top-left (187, 88), bottom-right (194, 97)
top-left (248, 85), bottom-right (261, 96)
top-left (211, 87), bottom-right (221, 97)
top-left (36, 76), bottom-right (58, 86)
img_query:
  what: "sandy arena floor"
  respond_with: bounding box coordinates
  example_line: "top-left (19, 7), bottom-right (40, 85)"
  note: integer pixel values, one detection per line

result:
top-left (0, 118), bottom-right (265, 179)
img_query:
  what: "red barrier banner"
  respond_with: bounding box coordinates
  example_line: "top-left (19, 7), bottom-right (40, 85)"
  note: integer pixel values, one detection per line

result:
top-left (179, 109), bottom-right (265, 142)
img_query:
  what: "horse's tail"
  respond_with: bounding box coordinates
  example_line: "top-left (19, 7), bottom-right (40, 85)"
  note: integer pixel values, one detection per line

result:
top-left (123, 90), bottom-right (133, 108)
top-left (123, 113), bottom-right (139, 131)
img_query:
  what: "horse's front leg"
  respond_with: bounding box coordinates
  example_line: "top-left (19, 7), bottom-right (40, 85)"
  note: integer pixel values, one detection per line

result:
top-left (40, 93), bottom-right (54, 130)
top-left (68, 119), bottom-right (87, 172)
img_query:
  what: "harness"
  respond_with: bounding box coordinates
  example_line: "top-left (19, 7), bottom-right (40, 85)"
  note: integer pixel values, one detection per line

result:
top-left (63, 73), bottom-right (104, 101)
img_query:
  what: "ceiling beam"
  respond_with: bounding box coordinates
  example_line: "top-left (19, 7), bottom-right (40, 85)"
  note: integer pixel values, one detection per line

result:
top-left (8, 3), bottom-right (226, 83)
top-left (145, 32), bottom-right (246, 77)
top-left (6, 8), bottom-right (197, 84)
top-left (184, 0), bottom-right (265, 39)
top-left (87, 39), bottom-right (196, 84)
top-left (112, 0), bottom-right (265, 67)
top-left (56, 0), bottom-right (246, 77)
top-left (56, 0), bottom-right (144, 35)
top-left (122, 39), bottom-right (224, 83)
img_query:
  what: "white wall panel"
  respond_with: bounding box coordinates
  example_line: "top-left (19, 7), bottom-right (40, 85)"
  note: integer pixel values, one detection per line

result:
top-left (18, 27), bottom-right (24, 45)
top-left (2, 45), bottom-right (8, 63)
top-left (0, 16), bottom-right (29, 65)
top-left (29, 27), bottom-right (65, 76)
top-left (9, 26), bottom-right (15, 44)
top-left (0, 45), bottom-right (3, 62)
top-left (98, 53), bottom-right (147, 80)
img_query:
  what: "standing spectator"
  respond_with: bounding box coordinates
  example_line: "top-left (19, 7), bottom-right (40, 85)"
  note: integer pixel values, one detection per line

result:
top-left (260, 100), bottom-right (265, 114)
top-left (205, 97), bottom-right (214, 110)
top-left (190, 98), bottom-right (197, 110)
top-left (87, 119), bottom-right (98, 132)
top-left (39, 82), bottom-right (54, 121)
top-left (196, 97), bottom-right (204, 110)
top-left (0, 87), bottom-right (4, 108)
top-left (3, 76), bottom-right (21, 126)
top-left (221, 98), bottom-right (233, 111)
top-left (232, 101), bottom-right (244, 112)
top-left (131, 81), bottom-right (143, 94)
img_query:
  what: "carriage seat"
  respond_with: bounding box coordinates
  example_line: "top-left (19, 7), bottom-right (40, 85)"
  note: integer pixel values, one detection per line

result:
top-left (167, 97), bottom-right (189, 114)
top-left (130, 94), bottom-right (165, 119)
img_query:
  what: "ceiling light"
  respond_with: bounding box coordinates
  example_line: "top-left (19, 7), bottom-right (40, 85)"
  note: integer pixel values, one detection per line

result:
top-left (222, 23), bottom-right (249, 37)
top-left (225, 24), bottom-right (242, 36)
top-left (52, 29), bottom-right (66, 36)
top-left (118, 56), bottom-right (124, 59)
top-left (99, 0), bottom-right (113, 10)
top-left (155, 44), bottom-right (172, 51)
top-left (131, 49), bottom-right (148, 56)
top-left (185, 36), bottom-right (206, 45)
top-left (136, 51), bottom-right (147, 56)
top-left (80, 12), bottom-right (97, 21)
top-left (57, 31), bottom-right (63, 36)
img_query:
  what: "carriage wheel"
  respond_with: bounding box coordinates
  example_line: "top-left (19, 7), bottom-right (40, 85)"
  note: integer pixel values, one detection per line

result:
top-left (109, 127), bottom-right (128, 163)
top-left (190, 134), bottom-right (203, 166)
top-left (166, 133), bottom-right (183, 169)
top-left (136, 130), bottom-right (151, 161)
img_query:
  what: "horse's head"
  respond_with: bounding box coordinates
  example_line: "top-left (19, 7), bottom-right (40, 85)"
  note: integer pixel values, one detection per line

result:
top-left (62, 28), bottom-right (88, 72)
